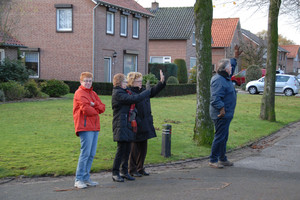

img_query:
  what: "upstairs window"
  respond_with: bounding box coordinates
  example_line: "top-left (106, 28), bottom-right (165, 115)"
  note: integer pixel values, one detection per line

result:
top-left (132, 18), bottom-right (139, 38)
top-left (120, 15), bottom-right (128, 37)
top-left (55, 4), bottom-right (73, 32)
top-left (106, 12), bottom-right (114, 34)
top-left (192, 32), bottom-right (196, 46)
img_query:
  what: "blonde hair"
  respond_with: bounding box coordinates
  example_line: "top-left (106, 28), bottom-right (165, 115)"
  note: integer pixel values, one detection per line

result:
top-left (113, 73), bottom-right (126, 87)
top-left (80, 72), bottom-right (93, 81)
top-left (127, 72), bottom-right (143, 87)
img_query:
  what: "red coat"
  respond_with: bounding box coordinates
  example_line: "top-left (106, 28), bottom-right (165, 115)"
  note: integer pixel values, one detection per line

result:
top-left (73, 85), bottom-right (106, 136)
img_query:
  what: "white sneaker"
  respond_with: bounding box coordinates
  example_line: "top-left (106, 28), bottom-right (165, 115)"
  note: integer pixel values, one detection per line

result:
top-left (74, 180), bottom-right (87, 189)
top-left (84, 179), bottom-right (99, 186)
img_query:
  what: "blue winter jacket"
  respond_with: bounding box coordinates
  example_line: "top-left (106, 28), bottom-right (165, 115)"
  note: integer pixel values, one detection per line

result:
top-left (209, 73), bottom-right (237, 120)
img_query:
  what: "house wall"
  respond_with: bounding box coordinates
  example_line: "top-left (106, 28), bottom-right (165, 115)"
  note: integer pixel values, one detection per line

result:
top-left (149, 40), bottom-right (187, 63)
top-left (277, 52), bottom-right (288, 72)
top-left (94, 6), bottom-right (149, 82)
top-left (11, 0), bottom-right (95, 81)
top-left (0, 47), bottom-right (18, 60)
top-left (186, 34), bottom-right (196, 69)
top-left (211, 48), bottom-right (226, 71)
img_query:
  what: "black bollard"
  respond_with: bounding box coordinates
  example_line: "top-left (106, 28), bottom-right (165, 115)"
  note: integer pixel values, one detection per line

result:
top-left (161, 124), bottom-right (172, 157)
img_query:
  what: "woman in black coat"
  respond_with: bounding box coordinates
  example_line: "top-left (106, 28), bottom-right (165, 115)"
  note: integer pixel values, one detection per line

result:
top-left (127, 70), bottom-right (165, 177)
top-left (111, 73), bottom-right (150, 182)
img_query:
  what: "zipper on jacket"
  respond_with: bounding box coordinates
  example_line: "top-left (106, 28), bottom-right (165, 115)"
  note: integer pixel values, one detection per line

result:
top-left (84, 115), bottom-right (87, 127)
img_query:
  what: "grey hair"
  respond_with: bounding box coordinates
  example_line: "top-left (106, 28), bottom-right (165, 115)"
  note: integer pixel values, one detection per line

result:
top-left (217, 59), bottom-right (231, 72)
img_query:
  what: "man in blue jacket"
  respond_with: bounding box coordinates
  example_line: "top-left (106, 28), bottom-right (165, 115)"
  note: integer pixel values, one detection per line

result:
top-left (209, 59), bottom-right (237, 168)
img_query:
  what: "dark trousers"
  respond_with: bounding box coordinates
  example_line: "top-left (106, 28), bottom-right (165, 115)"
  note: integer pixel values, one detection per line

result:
top-left (129, 140), bottom-right (148, 174)
top-left (209, 117), bottom-right (232, 163)
top-left (112, 142), bottom-right (131, 176)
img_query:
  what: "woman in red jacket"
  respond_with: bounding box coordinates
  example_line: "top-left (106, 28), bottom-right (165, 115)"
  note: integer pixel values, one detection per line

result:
top-left (73, 72), bottom-right (106, 189)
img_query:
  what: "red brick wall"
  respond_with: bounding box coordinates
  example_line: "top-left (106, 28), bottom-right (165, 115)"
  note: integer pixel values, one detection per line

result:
top-left (11, 0), bottom-right (94, 81)
top-left (149, 40), bottom-right (187, 63)
top-left (11, 0), bottom-right (149, 82)
top-left (94, 6), bottom-right (148, 82)
top-left (212, 48), bottom-right (226, 71)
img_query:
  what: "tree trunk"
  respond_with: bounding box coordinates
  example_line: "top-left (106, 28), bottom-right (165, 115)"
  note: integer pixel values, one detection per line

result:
top-left (193, 0), bottom-right (214, 145)
top-left (260, 0), bottom-right (281, 121)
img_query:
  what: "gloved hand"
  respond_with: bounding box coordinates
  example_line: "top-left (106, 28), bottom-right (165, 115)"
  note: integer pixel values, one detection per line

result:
top-left (218, 107), bottom-right (225, 118)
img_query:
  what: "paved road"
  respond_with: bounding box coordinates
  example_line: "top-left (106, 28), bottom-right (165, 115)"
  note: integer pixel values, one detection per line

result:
top-left (1, 122), bottom-right (300, 200)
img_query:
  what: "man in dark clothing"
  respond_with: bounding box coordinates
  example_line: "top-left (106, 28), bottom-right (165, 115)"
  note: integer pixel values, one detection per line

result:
top-left (209, 59), bottom-right (237, 169)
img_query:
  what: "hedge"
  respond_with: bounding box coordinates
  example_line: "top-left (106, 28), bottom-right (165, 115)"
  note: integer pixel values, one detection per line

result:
top-left (40, 80), bottom-right (196, 97)
top-left (148, 63), bottom-right (178, 81)
top-left (64, 81), bottom-right (113, 95)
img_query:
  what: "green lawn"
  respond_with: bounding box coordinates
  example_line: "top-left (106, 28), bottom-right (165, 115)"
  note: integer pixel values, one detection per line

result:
top-left (0, 93), bottom-right (299, 178)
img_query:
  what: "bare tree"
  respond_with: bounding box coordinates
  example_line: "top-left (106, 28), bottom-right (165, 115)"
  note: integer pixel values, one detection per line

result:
top-left (240, 40), bottom-right (267, 68)
top-left (0, 0), bottom-right (20, 42)
top-left (193, 0), bottom-right (214, 145)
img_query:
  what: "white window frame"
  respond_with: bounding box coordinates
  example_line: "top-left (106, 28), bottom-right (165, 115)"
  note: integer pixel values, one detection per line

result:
top-left (120, 15), bottom-right (128, 37)
top-left (132, 18), bottom-right (139, 38)
top-left (104, 57), bottom-right (112, 82)
top-left (192, 32), bottom-right (196, 46)
top-left (150, 56), bottom-right (171, 64)
top-left (190, 57), bottom-right (196, 69)
top-left (23, 51), bottom-right (40, 78)
top-left (0, 49), bottom-right (5, 63)
top-left (124, 54), bottom-right (137, 75)
top-left (56, 7), bottom-right (72, 32)
top-left (106, 12), bottom-right (114, 34)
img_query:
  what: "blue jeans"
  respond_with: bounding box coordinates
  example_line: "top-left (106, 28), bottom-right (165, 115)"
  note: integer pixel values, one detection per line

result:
top-left (210, 118), bottom-right (232, 163)
top-left (75, 131), bottom-right (99, 181)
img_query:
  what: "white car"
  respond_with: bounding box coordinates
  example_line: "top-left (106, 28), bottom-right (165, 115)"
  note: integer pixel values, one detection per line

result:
top-left (246, 74), bottom-right (300, 96)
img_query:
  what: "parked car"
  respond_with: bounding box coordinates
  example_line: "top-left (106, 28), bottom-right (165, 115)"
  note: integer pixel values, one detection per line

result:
top-left (231, 69), bottom-right (266, 86)
top-left (296, 74), bottom-right (300, 82)
top-left (246, 74), bottom-right (300, 96)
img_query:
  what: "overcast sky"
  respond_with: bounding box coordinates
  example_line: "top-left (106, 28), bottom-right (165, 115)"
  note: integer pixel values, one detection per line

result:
top-left (136, 0), bottom-right (300, 45)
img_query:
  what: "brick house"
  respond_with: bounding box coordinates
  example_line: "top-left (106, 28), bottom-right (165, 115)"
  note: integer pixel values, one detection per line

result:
top-left (147, 2), bottom-right (243, 73)
top-left (10, 0), bottom-right (153, 82)
top-left (0, 31), bottom-right (26, 62)
top-left (241, 29), bottom-right (289, 72)
top-left (280, 45), bottom-right (300, 73)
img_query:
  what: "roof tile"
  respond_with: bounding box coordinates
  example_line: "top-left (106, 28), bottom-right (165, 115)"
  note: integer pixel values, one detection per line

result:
top-left (280, 45), bottom-right (300, 58)
top-left (97, 0), bottom-right (153, 16)
top-left (0, 31), bottom-right (24, 47)
top-left (211, 18), bottom-right (239, 47)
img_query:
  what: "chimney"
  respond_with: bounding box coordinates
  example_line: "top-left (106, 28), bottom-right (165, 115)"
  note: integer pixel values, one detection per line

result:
top-left (151, 1), bottom-right (159, 11)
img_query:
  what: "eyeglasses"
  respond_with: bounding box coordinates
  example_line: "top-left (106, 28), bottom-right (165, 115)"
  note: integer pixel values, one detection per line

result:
top-left (134, 80), bottom-right (142, 83)
top-left (83, 80), bottom-right (92, 83)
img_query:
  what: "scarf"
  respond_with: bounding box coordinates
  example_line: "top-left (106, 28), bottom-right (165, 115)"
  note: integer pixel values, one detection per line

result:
top-left (126, 89), bottom-right (137, 133)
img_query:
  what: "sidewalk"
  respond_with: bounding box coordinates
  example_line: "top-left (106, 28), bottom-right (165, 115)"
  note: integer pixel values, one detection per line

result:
top-left (1, 121), bottom-right (300, 200)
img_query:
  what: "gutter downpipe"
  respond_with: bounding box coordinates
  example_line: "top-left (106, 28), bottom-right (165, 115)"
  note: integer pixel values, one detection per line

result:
top-left (93, 1), bottom-right (100, 80)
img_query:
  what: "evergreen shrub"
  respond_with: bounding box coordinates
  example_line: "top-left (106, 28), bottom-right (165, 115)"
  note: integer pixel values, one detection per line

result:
top-left (0, 58), bottom-right (31, 83)
top-left (148, 63), bottom-right (178, 81)
top-left (41, 79), bottom-right (70, 97)
top-left (189, 66), bottom-right (197, 83)
top-left (174, 59), bottom-right (188, 83)
top-left (166, 76), bottom-right (179, 85)
top-left (0, 90), bottom-right (5, 102)
top-left (246, 65), bottom-right (262, 84)
top-left (24, 79), bottom-right (42, 98)
top-left (142, 73), bottom-right (158, 85)
top-left (0, 81), bottom-right (26, 100)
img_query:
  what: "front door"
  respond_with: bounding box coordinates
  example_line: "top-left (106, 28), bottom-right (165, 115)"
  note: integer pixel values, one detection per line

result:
top-left (104, 57), bottom-right (111, 82)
